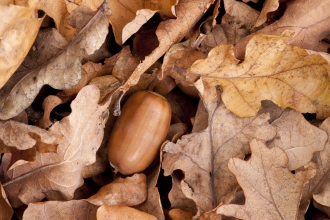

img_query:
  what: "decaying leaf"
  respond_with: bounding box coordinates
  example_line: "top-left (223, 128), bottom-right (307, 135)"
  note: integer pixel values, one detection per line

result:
top-left (87, 173), bottom-right (147, 206)
top-left (2, 85), bottom-right (113, 207)
top-left (162, 88), bottom-right (276, 215)
top-left (22, 200), bottom-right (98, 220)
top-left (96, 205), bottom-right (157, 220)
top-left (254, 0), bottom-right (280, 27)
top-left (36, 95), bottom-right (63, 129)
top-left (269, 108), bottom-right (327, 170)
top-left (217, 139), bottom-right (316, 220)
top-left (190, 33), bottom-right (330, 119)
top-left (0, 6), bottom-right (110, 120)
top-left (0, 4), bottom-right (43, 88)
top-left (0, 183), bottom-right (13, 220)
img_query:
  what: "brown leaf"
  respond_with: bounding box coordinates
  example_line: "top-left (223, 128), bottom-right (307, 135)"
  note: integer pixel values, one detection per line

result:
top-left (0, 183), bottom-right (13, 220)
top-left (0, 4), bottom-right (43, 88)
top-left (2, 85), bottom-right (113, 207)
top-left (269, 109), bottom-right (327, 170)
top-left (259, 0), bottom-right (330, 50)
top-left (190, 33), bottom-right (330, 119)
top-left (119, 0), bottom-right (215, 97)
top-left (217, 139), bottom-right (316, 219)
top-left (168, 208), bottom-right (194, 220)
top-left (87, 173), bottom-right (147, 206)
top-left (0, 7), bottom-right (110, 120)
top-left (96, 205), bottom-right (157, 220)
top-left (22, 200), bottom-right (98, 220)
top-left (254, 0), bottom-right (280, 27)
top-left (36, 95), bottom-right (63, 129)
top-left (162, 90), bottom-right (276, 215)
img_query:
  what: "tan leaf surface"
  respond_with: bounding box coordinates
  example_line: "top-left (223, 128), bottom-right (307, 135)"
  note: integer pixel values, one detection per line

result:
top-left (0, 4), bottom-right (43, 89)
top-left (162, 90), bottom-right (276, 214)
top-left (217, 139), bottom-right (316, 220)
top-left (96, 205), bottom-right (157, 220)
top-left (310, 118), bottom-right (330, 207)
top-left (254, 0), bottom-right (280, 27)
top-left (87, 173), bottom-right (147, 206)
top-left (0, 120), bottom-right (62, 151)
top-left (2, 85), bottom-right (112, 207)
top-left (22, 200), bottom-right (98, 220)
top-left (119, 0), bottom-right (215, 98)
top-left (0, 183), bottom-right (13, 220)
top-left (258, 0), bottom-right (330, 51)
top-left (0, 7), bottom-right (110, 120)
top-left (190, 33), bottom-right (330, 119)
top-left (168, 208), bottom-right (194, 220)
top-left (269, 109), bottom-right (327, 170)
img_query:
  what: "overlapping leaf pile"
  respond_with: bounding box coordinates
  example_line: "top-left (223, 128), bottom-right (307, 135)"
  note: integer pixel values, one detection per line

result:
top-left (1, 0), bottom-right (330, 219)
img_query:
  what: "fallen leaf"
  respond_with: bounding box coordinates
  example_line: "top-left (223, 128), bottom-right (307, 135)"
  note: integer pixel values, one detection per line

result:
top-left (0, 183), bottom-right (13, 220)
top-left (2, 85), bottom-right (113, 207)
top-left (36, 95), bottom-right (63, 129)
top-left (22, 200), bottom-right (98, 220)
top-left (96, 205), bottom-right (157, 220)
top-left (254, 0), bottom-right (280, 27)
top-left (87, 173), bottom-right (147, 206)
top-left (162, 90), bottom-right (276, 215)
top-left (269, 108), bottom-right (327, 170)
top-left (217, 139), bottom-right (316, 220)
top-left (0, 4), bottom-right (43, 88)
top-left (190, 33), bottom-right (330, 119)
top-left (0, 6), bottom-right (110, 120)
top-left (119, 0), bottom-right (215, 98)
top-left (168, 208), bottom-right (194, 220)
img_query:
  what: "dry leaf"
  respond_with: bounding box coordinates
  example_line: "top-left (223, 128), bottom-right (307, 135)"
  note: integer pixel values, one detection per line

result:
top-left (2, 85), bottom-right (112, 207)
top-left (36, 95), bottom-right (63, 129)
top-left (22, 200), bottom-right (98, 220)
top-left (168, 208), bottom-right (194, 220)
top-left (96, 205), bottom-right (157, 220)
top-left (87, 173), bottom-right (147, 206)
top-left (0, 183), bottom-right (13, 220)
top-left (190, 33), bottom-right (330, 119)
top-left (269, 109), bottom-right (327, 170)
top-left (162, 91), bottom-right (276, 215)
top-left (119, 0), bottom-right (215, 97)
top-left (254, 0), bottom-right (280, 27)
top-left (217, 139), bottom-right (316, 220)
top-left (0, 4), bottom-right (43, 88)
top-left (0, 7), bottom-right (110, 120)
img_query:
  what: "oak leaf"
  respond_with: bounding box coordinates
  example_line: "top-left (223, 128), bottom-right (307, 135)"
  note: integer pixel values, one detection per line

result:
top-left (96, 205), bottom-right (157, 220)
top-left (269, 109), bottom-right (327, 170)
top-left (0, 183), bottom-right (13, 220)
top-left (2, 85), bottom-right (113, 207)
top-left (190, 33), bottom-right (330, 119)
top-left (87, 173), bottom-right (147, 206)
top-left (217, 139), bottom-right (316, 220)
top-left (162, 91), bottom-right (276, 215)
top-left (0, 4), bottom-right (43, 88)
top-left (22, 200), bottom-right (98, 220)
top-left (0, 7), bottom-right (110, 120)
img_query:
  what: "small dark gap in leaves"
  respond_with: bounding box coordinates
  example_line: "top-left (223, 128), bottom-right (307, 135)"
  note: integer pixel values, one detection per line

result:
top-left (216, 0), bottom-right (226, 24)
top-left (244, 153), bottom-right (251, 161)
top-left (303, 113), bottom-right (317, 121)
top-left (291, 170), bottom-right (295, 174)
top-left (236, 0), bottom-right (265, 12)
top-left (107, 30), bottom-right (122, 55)
top-left (37, 10), bottom-right (45, 18)
top-left (157, 169), bottom-right (173, 210)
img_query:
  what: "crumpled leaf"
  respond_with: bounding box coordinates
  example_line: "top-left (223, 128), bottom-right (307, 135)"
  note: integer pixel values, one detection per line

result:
top-left (0, 4), bottom-right (43, 88)
top-left (96, 205), bottom-right (157, 220)
top-left (65, 0), bottom-right (178, 45)
top-left (2, 85), bottom-right (113, 207)
top-left (162, 87), bottom-right (276, 215)
top-left (259, 0), bottom-right (330, 51)
top-left (0, 183), bottom-right (13, 220)
top-left (269, 109), bottom-right (327, 170)
top-left (36, 95), bottom-right (63, 129)
top-left (87, 173), bottom-right (147, 206)
top-left (0, 6), bottom-right (110, 120)
top-left (22, 200), bottom-right (98, 220)
top-left (189, 33), bottom-right (330, 119)
top-left (118, 0), bottom-right (215, 105)
top-left (0, 120), bottom-right (62, 151)
top-left (217, 139), bottom-right (316, 220)
top-left (254, 0), bottom-right (280, 27)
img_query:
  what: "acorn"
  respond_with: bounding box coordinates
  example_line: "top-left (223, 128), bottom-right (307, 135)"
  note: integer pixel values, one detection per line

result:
top-left (107, 91), bottom-right (171, 175)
